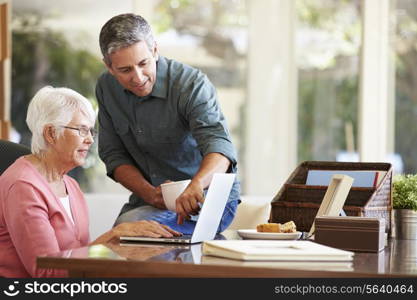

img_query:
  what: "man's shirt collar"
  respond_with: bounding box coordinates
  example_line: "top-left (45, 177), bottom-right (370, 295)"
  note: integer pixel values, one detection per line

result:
top-left (150, 56), bottom-right (168, 99)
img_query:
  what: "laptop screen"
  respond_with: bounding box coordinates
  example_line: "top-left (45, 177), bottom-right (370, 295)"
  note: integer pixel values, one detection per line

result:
top-left (119, 173), bottom-right (236, 244)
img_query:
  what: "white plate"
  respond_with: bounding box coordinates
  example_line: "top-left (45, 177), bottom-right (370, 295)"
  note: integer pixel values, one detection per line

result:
top-left (237, 229), bottom-right (302, 240)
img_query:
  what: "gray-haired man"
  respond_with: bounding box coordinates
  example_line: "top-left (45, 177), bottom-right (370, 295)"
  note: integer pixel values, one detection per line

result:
top-left (96, 13), bottom-right (240, 234)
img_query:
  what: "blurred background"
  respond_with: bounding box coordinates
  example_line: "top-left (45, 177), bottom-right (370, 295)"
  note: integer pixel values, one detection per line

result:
top-left (1, 0), bottom-right (417, 197)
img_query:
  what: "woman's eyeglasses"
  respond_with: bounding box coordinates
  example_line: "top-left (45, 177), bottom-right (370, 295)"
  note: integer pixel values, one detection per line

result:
top-left (60, 126), bottom-right (97, 138)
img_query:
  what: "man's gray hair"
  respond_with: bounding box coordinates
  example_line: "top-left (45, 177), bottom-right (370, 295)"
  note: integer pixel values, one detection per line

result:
top-left (26, 86), bottom-right (96, 155)
top-left (99, 13), bottom-right (155, 66)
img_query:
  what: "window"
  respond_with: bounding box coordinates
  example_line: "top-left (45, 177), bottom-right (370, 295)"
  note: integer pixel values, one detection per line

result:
top-left (153, 0), bottom-right (248, 186)
top-left (11, 0), bottom-right (248, 192)
top-left (11, 0), bottom-right (133, 192)
top-left (296, 0), bottom-right (362, 163)
top-left (394, 0), bottom-right (417, 174)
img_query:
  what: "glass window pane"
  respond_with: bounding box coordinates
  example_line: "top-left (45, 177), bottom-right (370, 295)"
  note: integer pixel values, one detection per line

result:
top-left (153, 0), bottom-right (248, 182)
top-left (394, 0), bottom-right (417, 174)
top-left (11, 0), bottom-right (134, 192)
top-left (296, 0), bottom-right (361, 163)
top-left (11, 0), bottom-right (248, 192)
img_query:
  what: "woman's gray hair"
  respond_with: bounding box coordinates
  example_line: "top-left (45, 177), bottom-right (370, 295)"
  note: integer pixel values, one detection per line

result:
top-left (99, 13), bottom-right (155, 66)
top-left (26, 86), bottom-right (96, 155)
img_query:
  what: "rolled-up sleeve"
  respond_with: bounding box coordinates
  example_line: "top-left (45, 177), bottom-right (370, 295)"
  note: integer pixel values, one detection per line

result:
top-left (96, 82), bottom-right (135, 179)
top-left (183, 74), bottom-right (237, 172)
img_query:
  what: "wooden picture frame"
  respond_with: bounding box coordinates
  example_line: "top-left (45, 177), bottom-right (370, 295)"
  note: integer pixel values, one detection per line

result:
top-left (308, 174), bottom-right (354, 237)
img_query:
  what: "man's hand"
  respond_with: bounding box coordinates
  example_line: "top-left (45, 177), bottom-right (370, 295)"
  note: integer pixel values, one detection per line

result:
top-left (113, 165), bottom-right (168, 210)
top-left (145, 185), bottom-right (166, 210)
top-left (175, 181), bottom-right (204, 224)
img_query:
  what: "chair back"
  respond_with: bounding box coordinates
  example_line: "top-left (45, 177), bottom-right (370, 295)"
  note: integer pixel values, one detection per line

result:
top-left (0, 139), bottom-right (31, 175)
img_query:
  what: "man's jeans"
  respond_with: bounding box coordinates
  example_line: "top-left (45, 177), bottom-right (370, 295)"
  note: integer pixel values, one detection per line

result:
top-left (114, 200), bottom-right (238, 235)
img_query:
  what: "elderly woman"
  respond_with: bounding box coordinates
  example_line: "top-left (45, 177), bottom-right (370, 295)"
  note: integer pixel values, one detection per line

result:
top-left (0, 86), bottom-right (180, 277)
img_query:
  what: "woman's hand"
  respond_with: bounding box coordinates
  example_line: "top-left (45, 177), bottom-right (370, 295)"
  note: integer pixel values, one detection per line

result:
top-left (113, 220), bottom-right (181, 238)
top-left (91, 220), bottom-right (181, 245)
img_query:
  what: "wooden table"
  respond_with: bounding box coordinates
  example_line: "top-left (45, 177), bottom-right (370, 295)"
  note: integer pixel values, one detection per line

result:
top-left (37, 231), bottom-right (417, 278)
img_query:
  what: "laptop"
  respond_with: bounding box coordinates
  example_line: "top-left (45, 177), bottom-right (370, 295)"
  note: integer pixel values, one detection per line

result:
top-left (117, 242), bottom-right (203, 263)
top-left (120, 173), bottom-right (236, 244)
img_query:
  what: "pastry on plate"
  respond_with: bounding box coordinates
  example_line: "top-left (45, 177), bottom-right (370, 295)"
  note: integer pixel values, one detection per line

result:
top-left (256, 221), bottom-right (296, 233)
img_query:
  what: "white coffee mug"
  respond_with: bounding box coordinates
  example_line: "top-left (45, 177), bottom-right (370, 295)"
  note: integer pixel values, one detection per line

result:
top-left (161, 179), bottom-right (191, 211)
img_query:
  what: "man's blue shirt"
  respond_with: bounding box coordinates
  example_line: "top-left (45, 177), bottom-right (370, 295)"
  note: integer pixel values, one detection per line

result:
top-left (96, 56), bottom-right (240, 214)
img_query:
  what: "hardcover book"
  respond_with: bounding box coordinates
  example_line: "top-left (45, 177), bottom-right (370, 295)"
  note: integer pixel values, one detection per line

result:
top-left (201, 255), bottom-right (353, 271)
top-left (202, 240), bottom-right (354, 261)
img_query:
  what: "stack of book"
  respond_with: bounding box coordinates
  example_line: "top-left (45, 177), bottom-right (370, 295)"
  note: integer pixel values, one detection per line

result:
top-left (202, 240), bottom-right (354, 262)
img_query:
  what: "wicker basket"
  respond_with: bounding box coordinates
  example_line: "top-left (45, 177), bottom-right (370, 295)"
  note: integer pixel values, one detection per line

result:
top-left (269, 161), bottom-right (393, 233)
